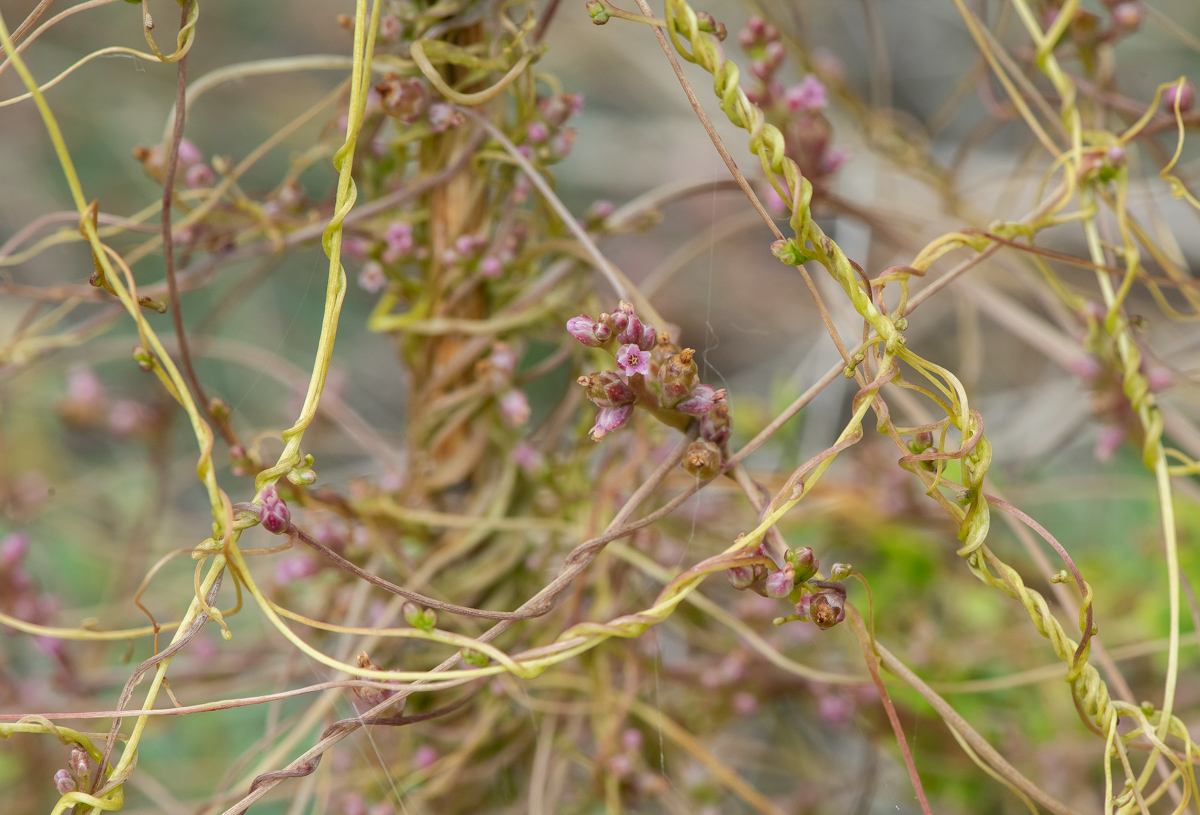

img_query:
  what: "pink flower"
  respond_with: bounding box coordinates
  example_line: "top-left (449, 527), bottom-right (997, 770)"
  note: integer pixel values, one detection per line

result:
top-left (732, 691), bottom-right (758, 716)
top-left (176, 138), bottom-right (204, 169)
top-left (0, 532), bottom-right (29, 568)
top-left (819, 148), bottom-right (848, 174)
top-left (785, 75), bottom-right (827, 112)
top-left (764, 185), bottom-right (787, 214)
top-left (589, 404), bottom-right (633, 441)
top-left (413, 745), bottom-right (439, 770)
top-left (479, 255), bottom-right (502, 278)
top-left (67, 365), bottom-right (104, 403)
top-left (275, 555), bottom-right (317, 584)
top-left (489, 343), bottom-right (518, 375)
top-left (615, 344), bottom-right (650, 377)
top-left (384, 221), bottom-right (414, 257)
top-left (512, 442), bottom-right (544, 475)
top-left (358, 262), bottom-right (386, 293)
top-left (526, 122), bottom-right (549, 143)
top-left (1095, 425), bottom-right (1127, 461)
top-left (499, 389), bottom-right (531, 427)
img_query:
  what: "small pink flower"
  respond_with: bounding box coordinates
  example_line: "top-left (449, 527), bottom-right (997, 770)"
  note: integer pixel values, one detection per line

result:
top-left (499, 389), bottom-right (531, 427)
top-left (615, 344), bottom-right (650, 377)
top-left (479, 255), bottom-right (502, 278)
top-left (512, 442), bottom-right (544, 475)
top-left (275, 556), bottom-right (317, 585)
top-left (428, 103), bottom-right (462, 133)
top-left (785, 75), bottom-right (827, 112)
top-left (67, 365), bottom-right (104, 403)
top-left (621, 728), bottom-right (643, 752)
top-left (384, 221), bottom-right (414, 256)
top-left (566, 315), bottom-right (608, 347)
top-left (732, 691), bottom-right (758, 716)
top-left (764, 566), bottom-right (794, 598)
top-left (590, 404), bottom-right (633, 441)
top-left (413, 745), bottom-right (439, 770)
top-left (343, 236), bottom-right (372, 260)
top-left (526, 122), bottom-right (549, 143)
top-left (489, 343), bottom-right (518, 375)
top-left (358, 262), bottom-right (386, 294)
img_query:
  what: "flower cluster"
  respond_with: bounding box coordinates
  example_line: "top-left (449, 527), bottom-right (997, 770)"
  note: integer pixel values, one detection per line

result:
top-left (568, 302), bottom-right (729, 447)
top-left (58, 365), bottom-right (161, 440)
top-left (479, 343), bottom-right (531, 428)
top-left (738, 18), bottom-right (845, 188)
top-left (727, 546), bottom-right (848, 630)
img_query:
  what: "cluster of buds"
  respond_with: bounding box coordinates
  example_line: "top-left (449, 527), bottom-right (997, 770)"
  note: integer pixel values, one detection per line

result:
top-left (52, 744), bottom-right (92, 797)
top-left (521, 92), bottom-right (583, 165)
top-left (259, 485), bottom-right (292, 534)
top-left (132, 138), bottom-right (216, 189)
top-left (568, 302), bottom-right (728, 449)
top-left (57, 365), bottom-right (161, 440)
top-left (728, 547), bottom-right (848, 630)
top-left (737, 18), bottom-right (845, 187)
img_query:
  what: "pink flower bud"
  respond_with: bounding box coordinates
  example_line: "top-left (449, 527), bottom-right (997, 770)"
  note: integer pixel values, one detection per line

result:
top-left (764, 566), bottom-right (795, 598)
top-left (184, 163), bottom-right (215, 189)
top-left (428, 103), bottom-right (462, 133)
top-left (1145, 366), bottom-right (1173, 392)
top-left (68, 745), bottom-right (90, 781)
top-left (176, 138), bottom-right (204, 170)
top-left (621, 728), bottom-right (643, 752)
top-left (66, 365), bottom-right (104, 403)
top-left (499, 389), bottom-right (531, 427)
top-left (566, 315), bottom-right (608, 346)
top-left (677, 384), bottom-right (722, 415)
top-left (1165, 79), bottom-right (1195, 113)
top-left (512, 441), bottom-right (544, 475)
top-left (726, 564), bottom-right (756, 590)
top-left (53, 769), bottom-right (76, 795)
top-left (699, 403), bottom-right (731, 445)
top-left (657, 348), bottom-right (699, 408)
top-left (589, 404), bottom-right (634, 441)
top-left (260, 486), bottom-right (291, 534)
top-left (1111, 2), bottom-right (1143, 30)
top-left (0, 532), bottom-right (30, 568)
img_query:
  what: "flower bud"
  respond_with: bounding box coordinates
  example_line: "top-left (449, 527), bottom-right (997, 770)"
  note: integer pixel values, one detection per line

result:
top-left (68, 745), bottom-right (90, 785)
top-left (585, 0), bottom-right (610, 24)
top-left (787, 546), bottom-right (818, 582)
top-left (287, 467), bottom-right (317, 487)
top-left (726, 565), bottom-right (756, 590)
top-left (375, 73), bottom-right (429, 123)
top-left (0, 532), bottom-right (30, 568)
top-left (499, 389), bottom-right (531, 427)
top-left (764, 566), bottom-right (795, 598)
top-left (578, 371), bottom-right (635, 408)
top-left (682, 440), bottom-right (721, 479)
top-left (566, 315), bottom-right (610, 347)
top-left (53, 769), bottom-right (76, 795)
top-left (771, 238), bottom-right (806, 266)
top-left (829, 562), bottom-right (852, 580)
top-left (908, 431), bottom-right (934, 454)
top-left (700, 403), bottom-right (731, 446)
top-left (403, 602), bottom-right (437, 631)
top-left (658, 349), bottom-right (699, 408)
top-left (260, 486), bottom-right (291, 535)
top-left (589, 404), bottom-right (634, 441)
top-left (676, 384), bottom-right (723, 415)
top-left (1165, 79), bottom-right (1195, 113)
top-left (1111, 2), bottom-right (1143, 30)
top-left (353, 653), bottom-right (401, 708)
